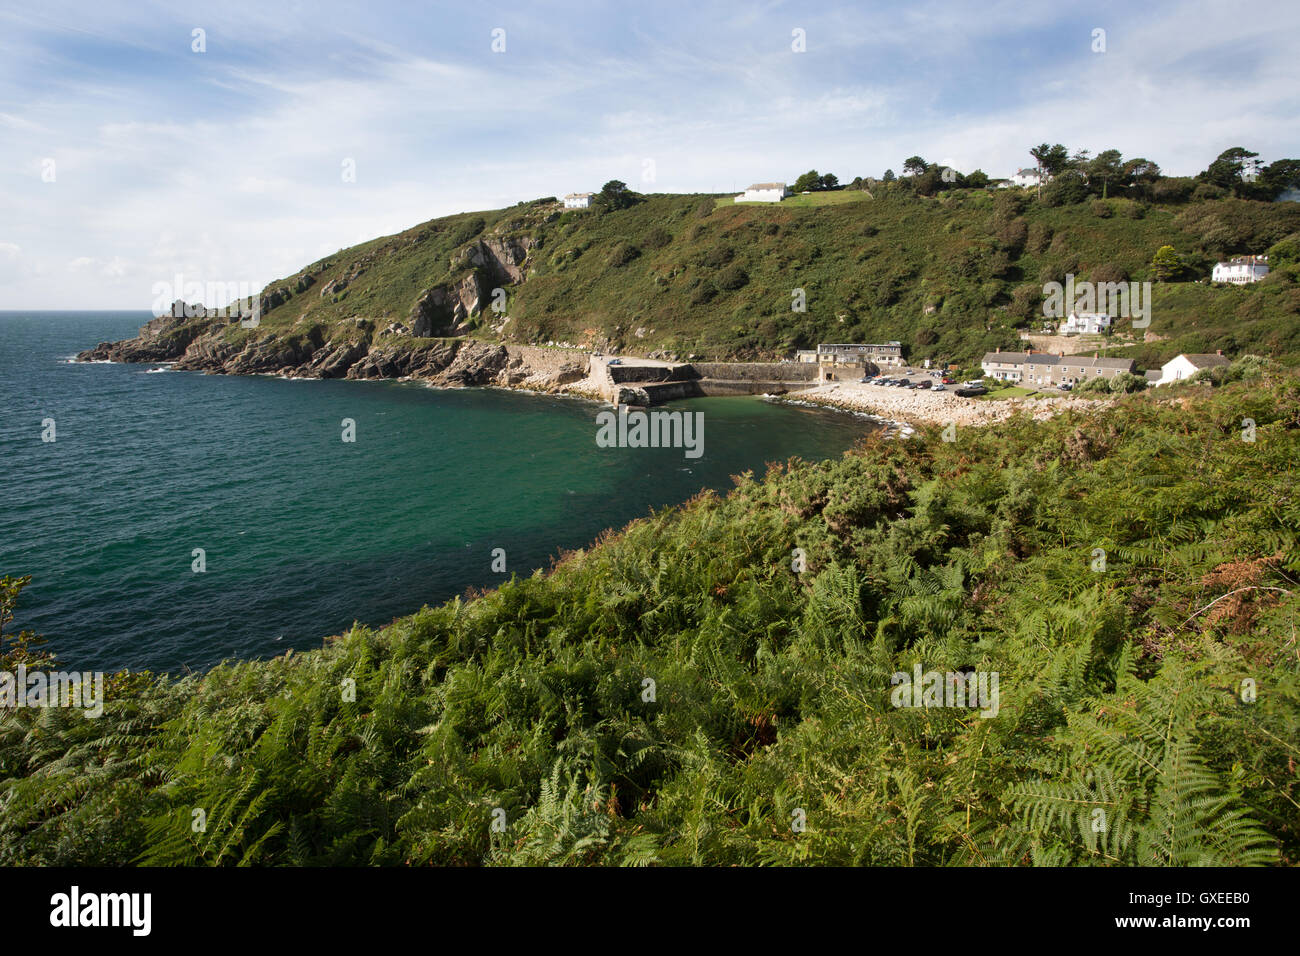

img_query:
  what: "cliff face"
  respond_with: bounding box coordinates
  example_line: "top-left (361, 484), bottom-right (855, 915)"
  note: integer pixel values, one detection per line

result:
top-left (77, 312), bottom-right (591, 393)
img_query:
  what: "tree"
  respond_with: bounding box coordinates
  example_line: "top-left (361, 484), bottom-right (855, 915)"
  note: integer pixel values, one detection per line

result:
top-left (882, 168), bottom-right (896, 183)
top-left (1151, 245), bottom-right (1186, 282)
top-left (1123, 158), bottom-right (1161, 200)
top-left (902, 156), bottom-right (928, 176)
top-left (594, 180), bottom-right (641, 211)
top-left (1028, 144), bottom-right (1049, 198)
top-left (819, 172), bottom-right (839, 190)
top-left (1043, 145), bottom-right (1070, 177)
top-left (1042, 171), bottom-right (1089, 206)
top-left (792, 169), bottom-right (822, 192)
top-left (1087, 149), bottom-right (1124, 198)
top-left (1261, 159), bottom-right (1300, 199)
top-left (1028, 143), bottom-right (1069, 198)
top-left (914, 166), bottom-right (945, 197)
top-left (965, 169), bottom-right (991, 189)
top-left (1200, 147), bottom-right (1260, 193)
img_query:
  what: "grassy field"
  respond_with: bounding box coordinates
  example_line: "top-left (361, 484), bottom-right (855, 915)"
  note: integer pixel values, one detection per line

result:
top-left (976, 384), bottom-right (1043, 399)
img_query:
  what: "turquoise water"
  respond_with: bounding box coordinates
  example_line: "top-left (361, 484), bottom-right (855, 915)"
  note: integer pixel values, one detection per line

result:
top-left (1, 312), bottom-right (874, 672)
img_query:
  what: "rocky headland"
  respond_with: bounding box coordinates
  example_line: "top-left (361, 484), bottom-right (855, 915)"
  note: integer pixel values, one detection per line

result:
top-left (78, 311), bottom-right (598, 396)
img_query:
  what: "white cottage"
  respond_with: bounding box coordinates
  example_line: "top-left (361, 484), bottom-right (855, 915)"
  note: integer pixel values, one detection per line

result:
top-left (1058, 311), bottom-right (1113, 335)
top-left (1211, 256), bottom-right (1269, 284)
top-left (563, 193), bottom-right (594, 209)
top-left (1155, 352), bottom-right (1229, 385)
top-left (1010, 168), bottom-right (1045, 188)
top-left (735, 182), bottom-right (790, 203)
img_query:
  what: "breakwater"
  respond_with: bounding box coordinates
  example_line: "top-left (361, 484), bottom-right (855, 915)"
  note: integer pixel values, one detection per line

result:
top-left (602, 360), bottom-right (819, 405)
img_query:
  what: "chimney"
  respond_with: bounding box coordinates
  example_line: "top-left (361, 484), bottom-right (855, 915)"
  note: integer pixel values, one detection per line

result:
top-left (995, 346), bottom-right (1000, 353)
top-left (1094, 352), bottom-right (1099, 358)
top-left (1216, 349), bottom-right (1223, 356)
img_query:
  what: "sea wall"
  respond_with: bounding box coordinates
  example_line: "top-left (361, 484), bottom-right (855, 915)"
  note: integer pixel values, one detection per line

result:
top-left (603, 360), bottom-right (820, 404)
top-left (688, 362), bottom-right (818, 383)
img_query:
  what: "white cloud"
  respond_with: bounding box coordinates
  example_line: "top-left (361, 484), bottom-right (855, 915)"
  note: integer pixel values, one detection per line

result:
top-left (0, 0), bottom-right (1297, 308)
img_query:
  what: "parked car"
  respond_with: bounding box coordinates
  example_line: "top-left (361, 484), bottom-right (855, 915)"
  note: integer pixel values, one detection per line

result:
top-left (941, 377), bottom-right (953, 384)
top-left (608, 358), bottom-right (623, 365)
top-left (914, 380), bottom-right (931, 389)
top-left (955, 385), bottom-right (988, 397)
top-left (1059, 382), bottom-right (1073, 391)
top-left (932, 383), bottom-right (946, 391)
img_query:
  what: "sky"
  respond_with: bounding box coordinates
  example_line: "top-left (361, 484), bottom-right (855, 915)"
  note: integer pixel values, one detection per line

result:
top-left (1, 0), bottom-right (1298, 309)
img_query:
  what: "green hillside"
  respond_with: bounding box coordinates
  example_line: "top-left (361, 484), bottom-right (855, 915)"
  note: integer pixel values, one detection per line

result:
top-left (210, 185), bottom-right (1300, 371)
top-left (4, 369), bottom-right (1298, 865)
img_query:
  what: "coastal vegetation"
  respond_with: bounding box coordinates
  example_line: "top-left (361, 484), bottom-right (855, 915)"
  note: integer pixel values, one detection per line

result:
top-left (131, 145), bottom-right (1300, 378)
top-left (3, 370), bottom-right (1297, 866)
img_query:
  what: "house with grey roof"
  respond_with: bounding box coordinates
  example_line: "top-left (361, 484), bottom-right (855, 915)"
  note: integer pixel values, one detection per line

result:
top-left (1154, 352), bottom-right (1230, 385)
top-left (980, 348), bottom-right (1136, 386)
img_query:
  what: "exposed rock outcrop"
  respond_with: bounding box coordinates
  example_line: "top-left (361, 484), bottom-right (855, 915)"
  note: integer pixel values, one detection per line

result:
top-left (428, 341), bottom-right (510, 386)
top-left (78, 319), bottom-right (592, 395)
top-left (77, 311), bottom-right (211, 363)
top-left (405, 235), bottom-right (537, 337)
top-left (410, 272), bottom-right (484, 336)
top-left (347, 341), bottom-right (458, 379)
top-left (451, 236), bottom-right (534, 284)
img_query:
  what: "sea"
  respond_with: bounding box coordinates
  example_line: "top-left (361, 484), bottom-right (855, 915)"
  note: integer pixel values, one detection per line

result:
top-left (0, 311), bottom-right (874, 672)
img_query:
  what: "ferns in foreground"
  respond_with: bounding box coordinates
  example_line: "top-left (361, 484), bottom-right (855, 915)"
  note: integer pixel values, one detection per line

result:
top-left (1, 373), bottom-right (1297, 865)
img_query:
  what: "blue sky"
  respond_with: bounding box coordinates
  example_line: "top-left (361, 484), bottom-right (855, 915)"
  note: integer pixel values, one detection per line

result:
top-left (2, 0), bottom-right (1298, 308)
